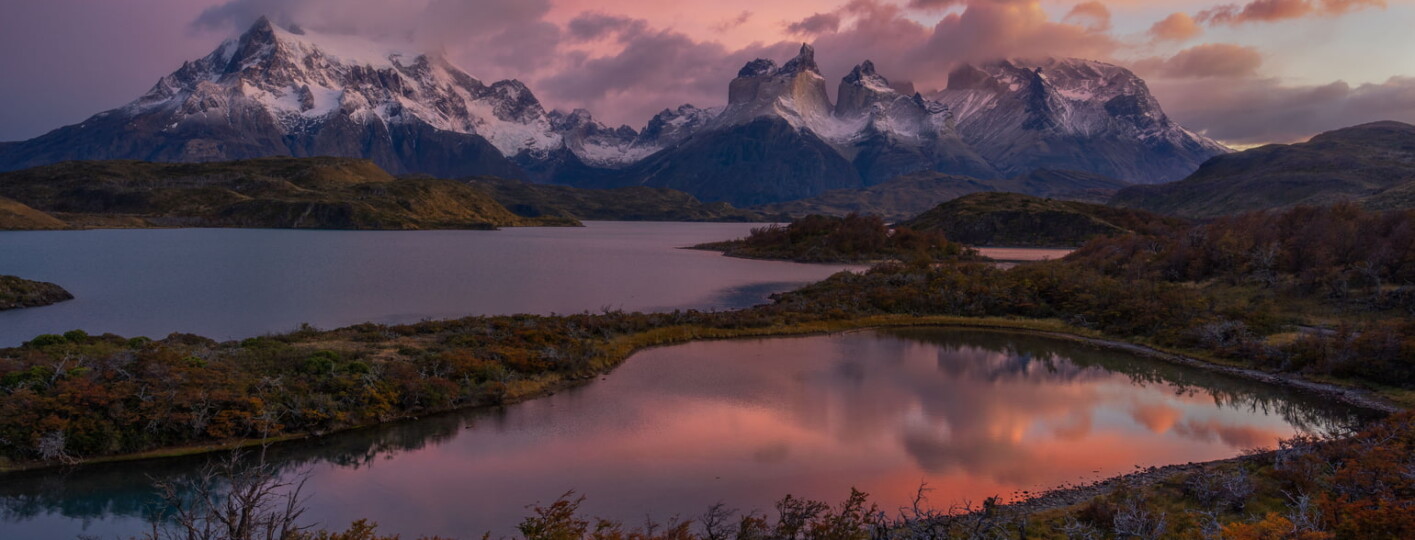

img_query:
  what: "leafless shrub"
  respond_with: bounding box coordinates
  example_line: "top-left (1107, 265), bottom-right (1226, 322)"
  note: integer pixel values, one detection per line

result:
top-left (1284, 492), bottom-right (1325, 535)
top-left (36, 430), bottom-right (76, 464)
top-left (699, 503), bottom-right (738, 540)
top-left (1111, 496), bottom-right (1166, 540)
top-left (1056, 515), bottom-right (1101, 540)
top-left (140, 449), bottom-right (311, 540)
top-left (1191, 509), bottom-right (1224, 540)
top-left (1184, 468), bottom-right (1254, 511)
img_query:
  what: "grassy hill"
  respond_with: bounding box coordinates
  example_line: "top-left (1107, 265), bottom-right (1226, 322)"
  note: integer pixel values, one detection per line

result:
top-left (0, 157), bottom-right (574, 230)
top-left (0, 196), bottom-right (67, 230)
top-left (0, 276), bottom-right (73, 311)
top-left (690, 213), bottom-right (977, 263)
top-left (1111, 121), bottom-right (1415, 218)
top-left (899, 192), bottom-right (1185, 247)
top-left (756, 169), bottom-right (1129, 221)
top-left (465, 177), bottom-right (781, 222)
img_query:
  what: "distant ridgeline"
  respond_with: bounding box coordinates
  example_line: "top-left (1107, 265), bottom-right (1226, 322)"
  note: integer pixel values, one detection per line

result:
top-left (1112, 121), bottom-right (1415, 219)
top-left (0, 157), bottom-right (794, 230)
top-left (756, 169), bottom-right (1131, 222)
top-left (0, 157), bottom-right (572, 230)
top-left (0, 17), bottom-right (1227, 207)
top-left (464, 177), bottom-right (781, 222)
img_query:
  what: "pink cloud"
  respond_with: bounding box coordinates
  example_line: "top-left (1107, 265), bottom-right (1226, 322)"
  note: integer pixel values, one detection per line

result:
top-left (1138, 43), bottom-right (1264, 79)
top-left (1149, 12), bottom-right (1203, 41)
top-left (1197, 0), bottom-right (1386, 26)
top-left (1064, 2), bottom-right (1113, 32)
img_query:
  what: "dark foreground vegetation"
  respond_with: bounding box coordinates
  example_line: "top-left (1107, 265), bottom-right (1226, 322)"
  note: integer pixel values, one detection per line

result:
top-left (2, 204), bottom-right (1413, 537)
top-left (0, 275), bottom-right (73, 311)
top-left (0, 157), bottom-right (575, 230)
top-left (690, 213), bottom-right (977, 263)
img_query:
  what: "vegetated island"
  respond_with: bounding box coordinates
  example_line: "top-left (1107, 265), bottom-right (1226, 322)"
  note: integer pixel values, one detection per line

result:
top-left (2, 203), bottom-right (1413, 538)
top-left (466, 176), bottom-right (784, 222)
top-left (0, 157), bottom-right (578, 230)
top-left (688, 213), bottom-right (979, 263)
top-left (0, 275), bottom-right (74, 311)
top-left (897, 191), bottom-right (1187, 248)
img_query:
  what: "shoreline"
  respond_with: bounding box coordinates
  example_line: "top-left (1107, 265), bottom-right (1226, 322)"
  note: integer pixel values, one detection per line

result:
top-left (1, 315), bottom-right (1397, 478)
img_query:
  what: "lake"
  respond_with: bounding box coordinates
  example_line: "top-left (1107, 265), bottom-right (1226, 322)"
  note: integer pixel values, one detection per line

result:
top-left (0, 223), bottom-right (867, 347)
top-left (0, 224), bottom-right (1066, 347)
top-left (0, 224), bottom-right (1367, 539)
top-left (0, 329), bottom-right (1366, 539)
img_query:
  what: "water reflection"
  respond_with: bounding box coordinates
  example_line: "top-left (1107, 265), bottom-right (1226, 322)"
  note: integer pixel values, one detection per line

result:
top-left (0, 329), bottom-right (1372, 539)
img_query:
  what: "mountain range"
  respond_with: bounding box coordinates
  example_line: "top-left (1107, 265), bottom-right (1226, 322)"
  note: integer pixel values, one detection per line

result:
top-left (0, 17), bottom-right (1228, 206)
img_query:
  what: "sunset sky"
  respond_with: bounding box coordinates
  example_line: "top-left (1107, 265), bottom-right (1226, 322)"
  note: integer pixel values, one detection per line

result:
top-left (2, 0), bottom-right (1413, 146)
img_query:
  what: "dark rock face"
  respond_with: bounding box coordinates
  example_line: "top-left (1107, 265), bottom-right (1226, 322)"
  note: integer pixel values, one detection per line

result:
top-left (931, 59), bottom-right (1229, 184)
top-left (626, 117), bottom-right (861, 207)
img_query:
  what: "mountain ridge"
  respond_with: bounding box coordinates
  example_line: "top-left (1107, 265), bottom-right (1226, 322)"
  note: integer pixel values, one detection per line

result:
top-left (0, 18), bottom-right (1228, 207)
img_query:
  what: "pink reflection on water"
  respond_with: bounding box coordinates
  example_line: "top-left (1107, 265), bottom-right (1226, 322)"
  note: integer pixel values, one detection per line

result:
top-left (299, 330), bottom-right (1340, 538)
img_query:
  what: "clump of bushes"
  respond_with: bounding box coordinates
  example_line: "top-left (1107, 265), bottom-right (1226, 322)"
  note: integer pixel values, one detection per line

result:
top-left (693, 213), bottom-right (975, 263)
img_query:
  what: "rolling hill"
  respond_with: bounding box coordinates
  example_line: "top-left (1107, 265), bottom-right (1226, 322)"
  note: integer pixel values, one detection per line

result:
top-left (756, 169), bottom-right (1130, 222)
top-left (464, 177), bottom-right (780, 222)
top-left (1111, 121), bottom-right (1415, 218)
top-left (899, 191), bottom-right (1184, 247)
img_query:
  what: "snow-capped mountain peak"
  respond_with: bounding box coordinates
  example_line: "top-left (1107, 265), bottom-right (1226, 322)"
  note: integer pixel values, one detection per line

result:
top-left (125, 16), bottom-right (564, 159)
top-left (929, 57), bottom-right (1229, 182)
top-left (717, 44), bottom-right (837, 136)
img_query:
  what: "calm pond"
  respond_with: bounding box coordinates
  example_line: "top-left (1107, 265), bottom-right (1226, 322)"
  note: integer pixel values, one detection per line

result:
top-left (0, 329), bottom-right (1367, 539)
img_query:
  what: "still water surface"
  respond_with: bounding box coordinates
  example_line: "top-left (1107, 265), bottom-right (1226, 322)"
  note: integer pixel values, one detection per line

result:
top-left (0, 222), bottom-right (866, 347)
top-left (0, 329), bottom-right (1366, 540)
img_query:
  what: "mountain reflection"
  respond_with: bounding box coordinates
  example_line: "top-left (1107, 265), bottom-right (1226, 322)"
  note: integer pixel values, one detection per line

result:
top-left (0, 329), bottom-right (1373, 539)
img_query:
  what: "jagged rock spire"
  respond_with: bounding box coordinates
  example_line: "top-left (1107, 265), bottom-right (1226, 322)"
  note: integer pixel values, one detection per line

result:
top-left (780, 43), bottom-right (819, 74)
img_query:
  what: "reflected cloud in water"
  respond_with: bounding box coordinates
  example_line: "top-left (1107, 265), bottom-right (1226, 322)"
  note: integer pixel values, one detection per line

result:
top-left (0, 329), bottom-right (1373, 540)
